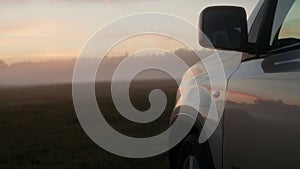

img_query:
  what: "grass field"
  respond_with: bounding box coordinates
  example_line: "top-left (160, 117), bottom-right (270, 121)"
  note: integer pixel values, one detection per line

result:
top-left (0, 79), bottom-right (178, 169)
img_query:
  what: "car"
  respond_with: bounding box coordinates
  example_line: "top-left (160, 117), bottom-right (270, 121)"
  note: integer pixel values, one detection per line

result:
top-left (169, 0), bottom-right (300, 169)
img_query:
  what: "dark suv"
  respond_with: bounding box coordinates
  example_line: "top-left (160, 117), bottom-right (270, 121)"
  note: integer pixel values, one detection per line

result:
top-left (169, 0), bottom-right (300, 169)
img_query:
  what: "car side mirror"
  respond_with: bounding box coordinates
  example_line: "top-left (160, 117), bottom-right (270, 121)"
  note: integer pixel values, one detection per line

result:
top-left (199, 6), bottom-right (249, 52)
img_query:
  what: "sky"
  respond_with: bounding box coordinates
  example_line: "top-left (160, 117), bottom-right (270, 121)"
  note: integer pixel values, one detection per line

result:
top-left (0, 0), bottom-right (258, 65)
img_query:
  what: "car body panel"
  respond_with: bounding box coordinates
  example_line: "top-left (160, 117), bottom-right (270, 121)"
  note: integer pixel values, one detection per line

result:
top-left (223, 47), bottom-right (300, 169)
top-left (171, 51), bottom-right (243, 169)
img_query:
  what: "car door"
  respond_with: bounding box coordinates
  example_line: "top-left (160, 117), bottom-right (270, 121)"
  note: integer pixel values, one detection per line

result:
top-left (223, 1), bottom-right (300, 169)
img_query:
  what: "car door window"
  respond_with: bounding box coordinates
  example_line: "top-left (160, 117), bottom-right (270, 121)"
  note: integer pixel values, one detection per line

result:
top-left (279, 1), bottom-right (300, 40)
top-left (274, 0), bottom-right (300, 47)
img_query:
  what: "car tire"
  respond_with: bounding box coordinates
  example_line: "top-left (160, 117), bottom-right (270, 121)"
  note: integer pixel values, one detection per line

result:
top-left (170, 133), bottom-right (214, 169)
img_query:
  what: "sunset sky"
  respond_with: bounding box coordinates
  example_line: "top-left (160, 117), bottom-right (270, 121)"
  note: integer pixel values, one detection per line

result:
top-left (0, 0), bottom-right (258, 65)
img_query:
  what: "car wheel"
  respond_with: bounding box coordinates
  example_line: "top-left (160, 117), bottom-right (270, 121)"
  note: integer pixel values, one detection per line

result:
top-left (170, 133), bottom-right (214, 169)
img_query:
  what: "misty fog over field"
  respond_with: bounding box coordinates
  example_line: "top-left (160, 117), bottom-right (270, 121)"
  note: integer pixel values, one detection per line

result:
top-left (0, 49), bottom-right (213, 86)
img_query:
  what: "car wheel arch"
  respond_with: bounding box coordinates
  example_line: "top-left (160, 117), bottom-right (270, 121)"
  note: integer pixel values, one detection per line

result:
top-left (169, 108), bottom-right (215, 169)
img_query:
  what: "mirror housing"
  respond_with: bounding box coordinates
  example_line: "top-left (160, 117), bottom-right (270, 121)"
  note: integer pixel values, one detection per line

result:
top-left (199, 6), bottom-right (249, 52)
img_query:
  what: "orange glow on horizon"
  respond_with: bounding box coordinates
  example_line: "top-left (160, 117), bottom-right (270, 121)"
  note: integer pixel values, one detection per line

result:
top-left (106, 34), bottom-right (190, 58)
top-left (0, 0), bottom-right (258, 65)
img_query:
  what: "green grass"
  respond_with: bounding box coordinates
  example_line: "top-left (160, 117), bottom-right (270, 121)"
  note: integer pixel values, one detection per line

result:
top-left (0, 80), bottom-right (178, 169)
